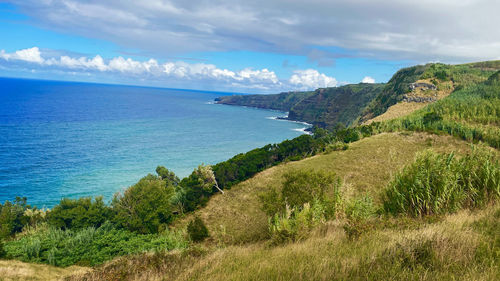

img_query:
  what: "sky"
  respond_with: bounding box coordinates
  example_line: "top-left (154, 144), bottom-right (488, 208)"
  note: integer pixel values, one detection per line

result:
top-left (1, 1), bottom-right (499, 93)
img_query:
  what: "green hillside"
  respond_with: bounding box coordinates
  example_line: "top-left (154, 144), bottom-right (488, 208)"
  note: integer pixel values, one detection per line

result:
top-left (216, 83), bottom-right (384, 128)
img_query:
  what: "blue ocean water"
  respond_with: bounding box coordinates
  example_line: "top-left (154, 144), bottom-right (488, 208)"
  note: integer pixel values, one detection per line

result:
top-left (0, 77), bottom-right (308, 207)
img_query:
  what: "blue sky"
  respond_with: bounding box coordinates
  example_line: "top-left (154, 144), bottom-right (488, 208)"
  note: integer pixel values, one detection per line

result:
top-left (1, 1), bottom-right (499, 93)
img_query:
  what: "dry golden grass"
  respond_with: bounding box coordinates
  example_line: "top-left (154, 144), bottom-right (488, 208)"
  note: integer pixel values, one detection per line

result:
top-left (365, 79), bottom-right (454, 124)
top-left (170, 204), bottom-right (499, 281)
top-left (366, 101), bottom-right (429, 124)
top-left (68, 204), bottom-right (499, 281)
top-left (173, 132), bottom-right (472, 245)
top-left (0, 260), bottom-right (88, 281)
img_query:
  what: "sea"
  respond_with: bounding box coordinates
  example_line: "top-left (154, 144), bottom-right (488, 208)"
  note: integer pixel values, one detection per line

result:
top-left (0, 77), bottom-right (310, 208)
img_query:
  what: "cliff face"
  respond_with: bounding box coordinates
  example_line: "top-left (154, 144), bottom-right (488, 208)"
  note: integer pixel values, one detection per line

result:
top-left (287, 84), bottom-right (384, 128)
top-left (214, 91), bottom-right (315, 112)
top-left (216, 83), bottom-right (383, 129)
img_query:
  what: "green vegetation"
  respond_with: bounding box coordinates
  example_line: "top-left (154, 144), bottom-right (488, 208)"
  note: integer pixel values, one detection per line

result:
top-left (4, 222), bottom-right (187, 267)
top-left (215, 90), bottom-right (315, 112)
top-left (0, 197), bottom-right (44, 240)
top-left (187, 217), bottom-right (209, 242)
top-left (384, 148), bottom-right (499, 217)
top-left (268, 200), bottom-right (328, 244)
top-left (360, 62), bottom-right (499, 123)
top-left (260, 170), bottom-right (342, 244)
top-left (217, 61), bottom-right (500, 130)
top-left (112, 174), bottom-right (175, 234)
top-left (216, 83), bottom-right (384, 128)
top-left (377, 71), bottom-right (500, 149)
top-left (47, 197), bottom-right (111, 230)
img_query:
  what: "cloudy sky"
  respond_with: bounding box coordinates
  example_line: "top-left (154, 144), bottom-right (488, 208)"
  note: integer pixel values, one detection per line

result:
top-left (1, 0), bottom-right (499, 93)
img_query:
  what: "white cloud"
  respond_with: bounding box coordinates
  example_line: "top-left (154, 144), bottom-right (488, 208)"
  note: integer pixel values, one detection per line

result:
top-left (361, 76), bottom-right (375, 83)
top-left (47, 55), bottom-right (109, 71)
top-left (0, 47), bottom-right (295, 92)
top-left (3, 47), bottom-right (45, 63)
top-left (289, 69), bottom-right (337, 90)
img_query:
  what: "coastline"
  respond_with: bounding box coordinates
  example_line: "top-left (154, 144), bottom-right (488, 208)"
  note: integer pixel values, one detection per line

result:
top-left (215, 99), bottom-right (314, 134)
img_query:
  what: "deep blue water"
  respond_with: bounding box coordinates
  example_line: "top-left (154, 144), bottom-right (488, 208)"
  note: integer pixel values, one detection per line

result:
top-left (0, 77), bottom-right (308, 207)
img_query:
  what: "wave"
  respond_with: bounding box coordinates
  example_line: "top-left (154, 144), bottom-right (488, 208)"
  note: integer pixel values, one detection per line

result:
top-left (292, 127), bottom-right (313, 135)
top-left (266, 115), bottom-right (312, 135)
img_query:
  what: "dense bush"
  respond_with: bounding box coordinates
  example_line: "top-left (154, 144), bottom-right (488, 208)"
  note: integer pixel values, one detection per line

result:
top-left (260, 170), bottom-right (342, 218)
top-left (343, 196), bottom-right (377, 240)
top-left (281, 170), bottom-right (340, 210)
top-left (187, 216), bottom-right (209, 242)
top-left (112, 174), bottom-right (175, 234)
top-left (0, 197), bottom-right (36, 239)
top-left (4, 222), bottom-right (187, 267)
top-left (268, 200), bottom-right (327, 244)
top-left (262, 170), bottom-right (342, 244)
top-left (383, 148), bottom-right (499, 217)
top-left (47, 197), bottom-right (112, 230)
top-left (456, 148), bottom-right (500, 208)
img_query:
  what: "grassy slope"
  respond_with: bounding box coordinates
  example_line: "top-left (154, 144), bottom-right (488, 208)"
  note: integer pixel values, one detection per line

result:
top-left (174, 132), bottom-right (473, 245)
top-left (178, 205), bottom-right (499, 281)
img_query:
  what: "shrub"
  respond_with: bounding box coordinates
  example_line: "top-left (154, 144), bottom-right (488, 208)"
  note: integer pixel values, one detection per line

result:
top-left (324, 142), bottom-right (349, 153)
top-left (281, 170), bottom-right (340, 210)
top-left (268, 200), bottom-right (327, 244)
top-left (383, 148), bottom-right (499, 217)
top-left (48, 197), bottom-right (111, 230)
top-left (343, 196), bottom-right (376, 240)
top-left (187, 216), bottom-right (209, 242)
top-left (260, 170), bottom-right (342, 222)
top-left (112, 174), bottom-right (175, 234)
top-left (383, 150), bottom-right (462, 216)
top-left (422, 112), bottom-right (442, 125)
top-left (0, 240), bottom-right (6, 258)
top-left (457, 147), bottom-right (500, 208)
top-left (0, 197), bottom-right (32, 239)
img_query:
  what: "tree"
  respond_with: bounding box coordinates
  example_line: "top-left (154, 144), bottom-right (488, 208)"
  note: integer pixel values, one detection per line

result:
top-left (156, 166), bottom-right (180, 186)
top-left (195, 164), bottom-right (224, 194)
top-left (0, 197), bottom-right (31, 239)
top-left (48, 197), bottom-right (111, 230)
top-left (112, 174), bottom-right (175, 234)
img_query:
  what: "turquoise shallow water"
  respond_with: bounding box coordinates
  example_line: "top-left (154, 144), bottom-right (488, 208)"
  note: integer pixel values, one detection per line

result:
top-left (0, 77), bottom-right (308, 207)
